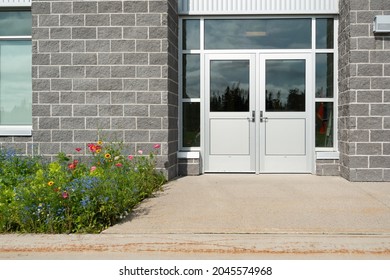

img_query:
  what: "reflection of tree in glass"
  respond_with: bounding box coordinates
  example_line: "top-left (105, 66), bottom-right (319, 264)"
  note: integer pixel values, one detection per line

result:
top-left (287, 88), bottom-right (305, 111)
top-left (210, 82), bottom-right (249, 112)
top-left (266, 91), bottom-right (283, 110)
top-left (266, 88), bottom-right (305, 112)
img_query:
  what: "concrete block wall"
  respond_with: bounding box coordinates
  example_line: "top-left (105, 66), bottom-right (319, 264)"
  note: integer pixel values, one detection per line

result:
top-left (29, 0), bottom-right (178, 178)
top-left (316, 159), bottom-right (340, 176)
top-left (178, 158), bottom-right (201, 176)
top-left (338, 0), bottom-right (390, 181)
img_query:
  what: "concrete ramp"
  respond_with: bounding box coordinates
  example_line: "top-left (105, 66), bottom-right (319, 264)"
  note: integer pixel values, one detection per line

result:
top-left (104, 174), bottom-right (390, 235)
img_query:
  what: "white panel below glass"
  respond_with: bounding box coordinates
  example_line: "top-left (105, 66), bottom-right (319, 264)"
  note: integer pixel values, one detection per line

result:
top-left (261, 156), bottom-right (311, 173)
top-left (210, 118), bottom-right (250, 155)
top-left (265, 118), bottom-right (306, 155)
top-left (207, 155), bottom-right (254, 172)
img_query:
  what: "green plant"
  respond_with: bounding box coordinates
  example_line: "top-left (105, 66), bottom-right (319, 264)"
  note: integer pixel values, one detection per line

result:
top-left (0, 141), bottom-right (166, 233)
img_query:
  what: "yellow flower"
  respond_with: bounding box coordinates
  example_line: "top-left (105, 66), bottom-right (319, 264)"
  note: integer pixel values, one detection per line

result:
top-left (104, 153), bottom-right (111, 159)
top-left (47, 181), bottom-right (54, 187)
top-left (96, 149), bottom-right (101, 154)
top-left (97, 140), bottom-right (103, 145)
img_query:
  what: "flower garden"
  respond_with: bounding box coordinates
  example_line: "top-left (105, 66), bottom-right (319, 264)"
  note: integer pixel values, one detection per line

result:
top-left (0, 141), bottom-right (166, 233)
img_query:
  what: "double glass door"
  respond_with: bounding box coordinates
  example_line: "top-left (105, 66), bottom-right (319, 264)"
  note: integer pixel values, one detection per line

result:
top-left (204, 53), bottom-right (313, 173)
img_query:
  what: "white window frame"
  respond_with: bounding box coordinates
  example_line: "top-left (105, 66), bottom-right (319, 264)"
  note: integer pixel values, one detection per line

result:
top-left (0, 6), bottom-right (32, 136)
top-left (178, 16), bottom-right (339, 161)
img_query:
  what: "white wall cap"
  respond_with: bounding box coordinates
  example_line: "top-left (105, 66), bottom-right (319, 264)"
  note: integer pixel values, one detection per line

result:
top-left (179, 0), bottom-right (339, 15)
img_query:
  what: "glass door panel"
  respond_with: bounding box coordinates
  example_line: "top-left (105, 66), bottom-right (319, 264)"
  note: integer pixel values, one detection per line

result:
top-left (265, 59), bottom-right (306, 112)
top-left (210, 60), bottom-right (250, 112)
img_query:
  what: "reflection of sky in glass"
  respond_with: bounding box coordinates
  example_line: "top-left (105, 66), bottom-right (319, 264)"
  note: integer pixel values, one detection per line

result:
top-left (266, 60), bottom-right (305, 106)
top-left (0, 11), bottom-right (32, 36)
top-left (183, 20), bottom-right (200, 50)
top-left (316, 53), bottom-right (334, 98)
top-left (316, 19), bottom-right (334, 49)
top-left (183, 54), bottom-right (200, 98)
top-left (210, 60), bottom-right (249, 98)
top-left (205, 19), bottom-right (311, 49)
top-left (0, 41), bottom-right (32, 125)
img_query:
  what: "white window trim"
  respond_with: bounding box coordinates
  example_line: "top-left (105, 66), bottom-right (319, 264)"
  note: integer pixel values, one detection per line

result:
top-left (0, 1), bottom-right (31, 7)
top-left (316, 151), bottom-right (339, 160)
top-left (0, 126), bottom-right (32, 136)
top-left (0, 9), bottom-right (32, 136)
top-left (178, 151), bottom-right (200, 159)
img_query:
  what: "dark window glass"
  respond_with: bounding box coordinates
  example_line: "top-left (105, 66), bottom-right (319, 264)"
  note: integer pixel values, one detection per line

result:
top-left (183, 19), bottom-right (200, 50)
top-left (0, 11), bottom-right (32, 36)
top-left (266, 60), bottom-right (305, 112)
top-left (210, 60), bottom-right (250, 112)
top-left (315, 102), bottom-right (333, 147)
top-left (183, 102), bottom-right (200, 147)
top-left (183, 54), bottom-right (200, 98)
top-left (316, 18), bottom-right (334, 49)
top-left (316, 53), bottom-right (334, 98)
top-left (205, 19), bottom-right (311, 49)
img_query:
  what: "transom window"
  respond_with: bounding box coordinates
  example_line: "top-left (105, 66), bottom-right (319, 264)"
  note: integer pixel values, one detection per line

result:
top-left (205, 19), bottom-right (312, 50)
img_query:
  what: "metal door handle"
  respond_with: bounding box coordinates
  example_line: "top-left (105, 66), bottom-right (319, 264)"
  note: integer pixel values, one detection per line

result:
top-left (247, 110), bottom-right (255, 122)
top-left (259, 111), bottom-right (268, 123)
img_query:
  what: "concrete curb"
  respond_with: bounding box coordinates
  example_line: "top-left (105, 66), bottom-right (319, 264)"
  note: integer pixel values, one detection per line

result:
top-left (1, 233), bottom-right (390, 259)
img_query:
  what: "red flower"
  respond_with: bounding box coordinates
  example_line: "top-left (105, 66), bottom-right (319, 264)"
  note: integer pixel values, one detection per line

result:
top-left (88, 143), bottom-right (102, 153)
top-left (68, 159), bottom-right (79, 170)
top-left (128, 155), bottom-right (134, 160)
top-left (115, 163), bottom-right (123, 167)
top-left (153, 144), bottom-right (161, 149)
top-left (62, 192), bottom-right (69, 199)
top-left (75, 148), bottom-right (82, 152)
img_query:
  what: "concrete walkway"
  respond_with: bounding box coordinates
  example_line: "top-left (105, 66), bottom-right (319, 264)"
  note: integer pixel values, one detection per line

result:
top-left (1, 174), bottom-right (390, 259)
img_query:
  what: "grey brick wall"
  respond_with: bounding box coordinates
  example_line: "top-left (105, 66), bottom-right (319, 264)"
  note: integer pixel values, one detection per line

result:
top-left (28, 0), bottom-right (179, 178)
top-left (178, 158), bottom-right (201, 176)
top-left (338, 0), bottom-right (390, 181)
top-left (316, 160), bottom-right (340, 176)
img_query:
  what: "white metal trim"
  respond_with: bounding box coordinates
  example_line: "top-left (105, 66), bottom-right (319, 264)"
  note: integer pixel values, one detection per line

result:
top-left (0, 0), bottom-right (31, 7)
top-left (316, 151), bottom-right (339, 160)
top-left (177, 151), bottom-right (200, 159)
top-left (179, 0), bottom-right (339, 15)
top-left (178, 16), bottom-right (340, 172)
top-left (0, 126), bottom-right (32, 136)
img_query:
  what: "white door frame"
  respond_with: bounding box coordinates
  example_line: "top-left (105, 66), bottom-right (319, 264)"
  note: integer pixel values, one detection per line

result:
top-left (203, 52), bottom-right (314, 174)
top-left (204, 53), bottom-right (256, 172)
top-left (258, 53), bottom-right (314, 173)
